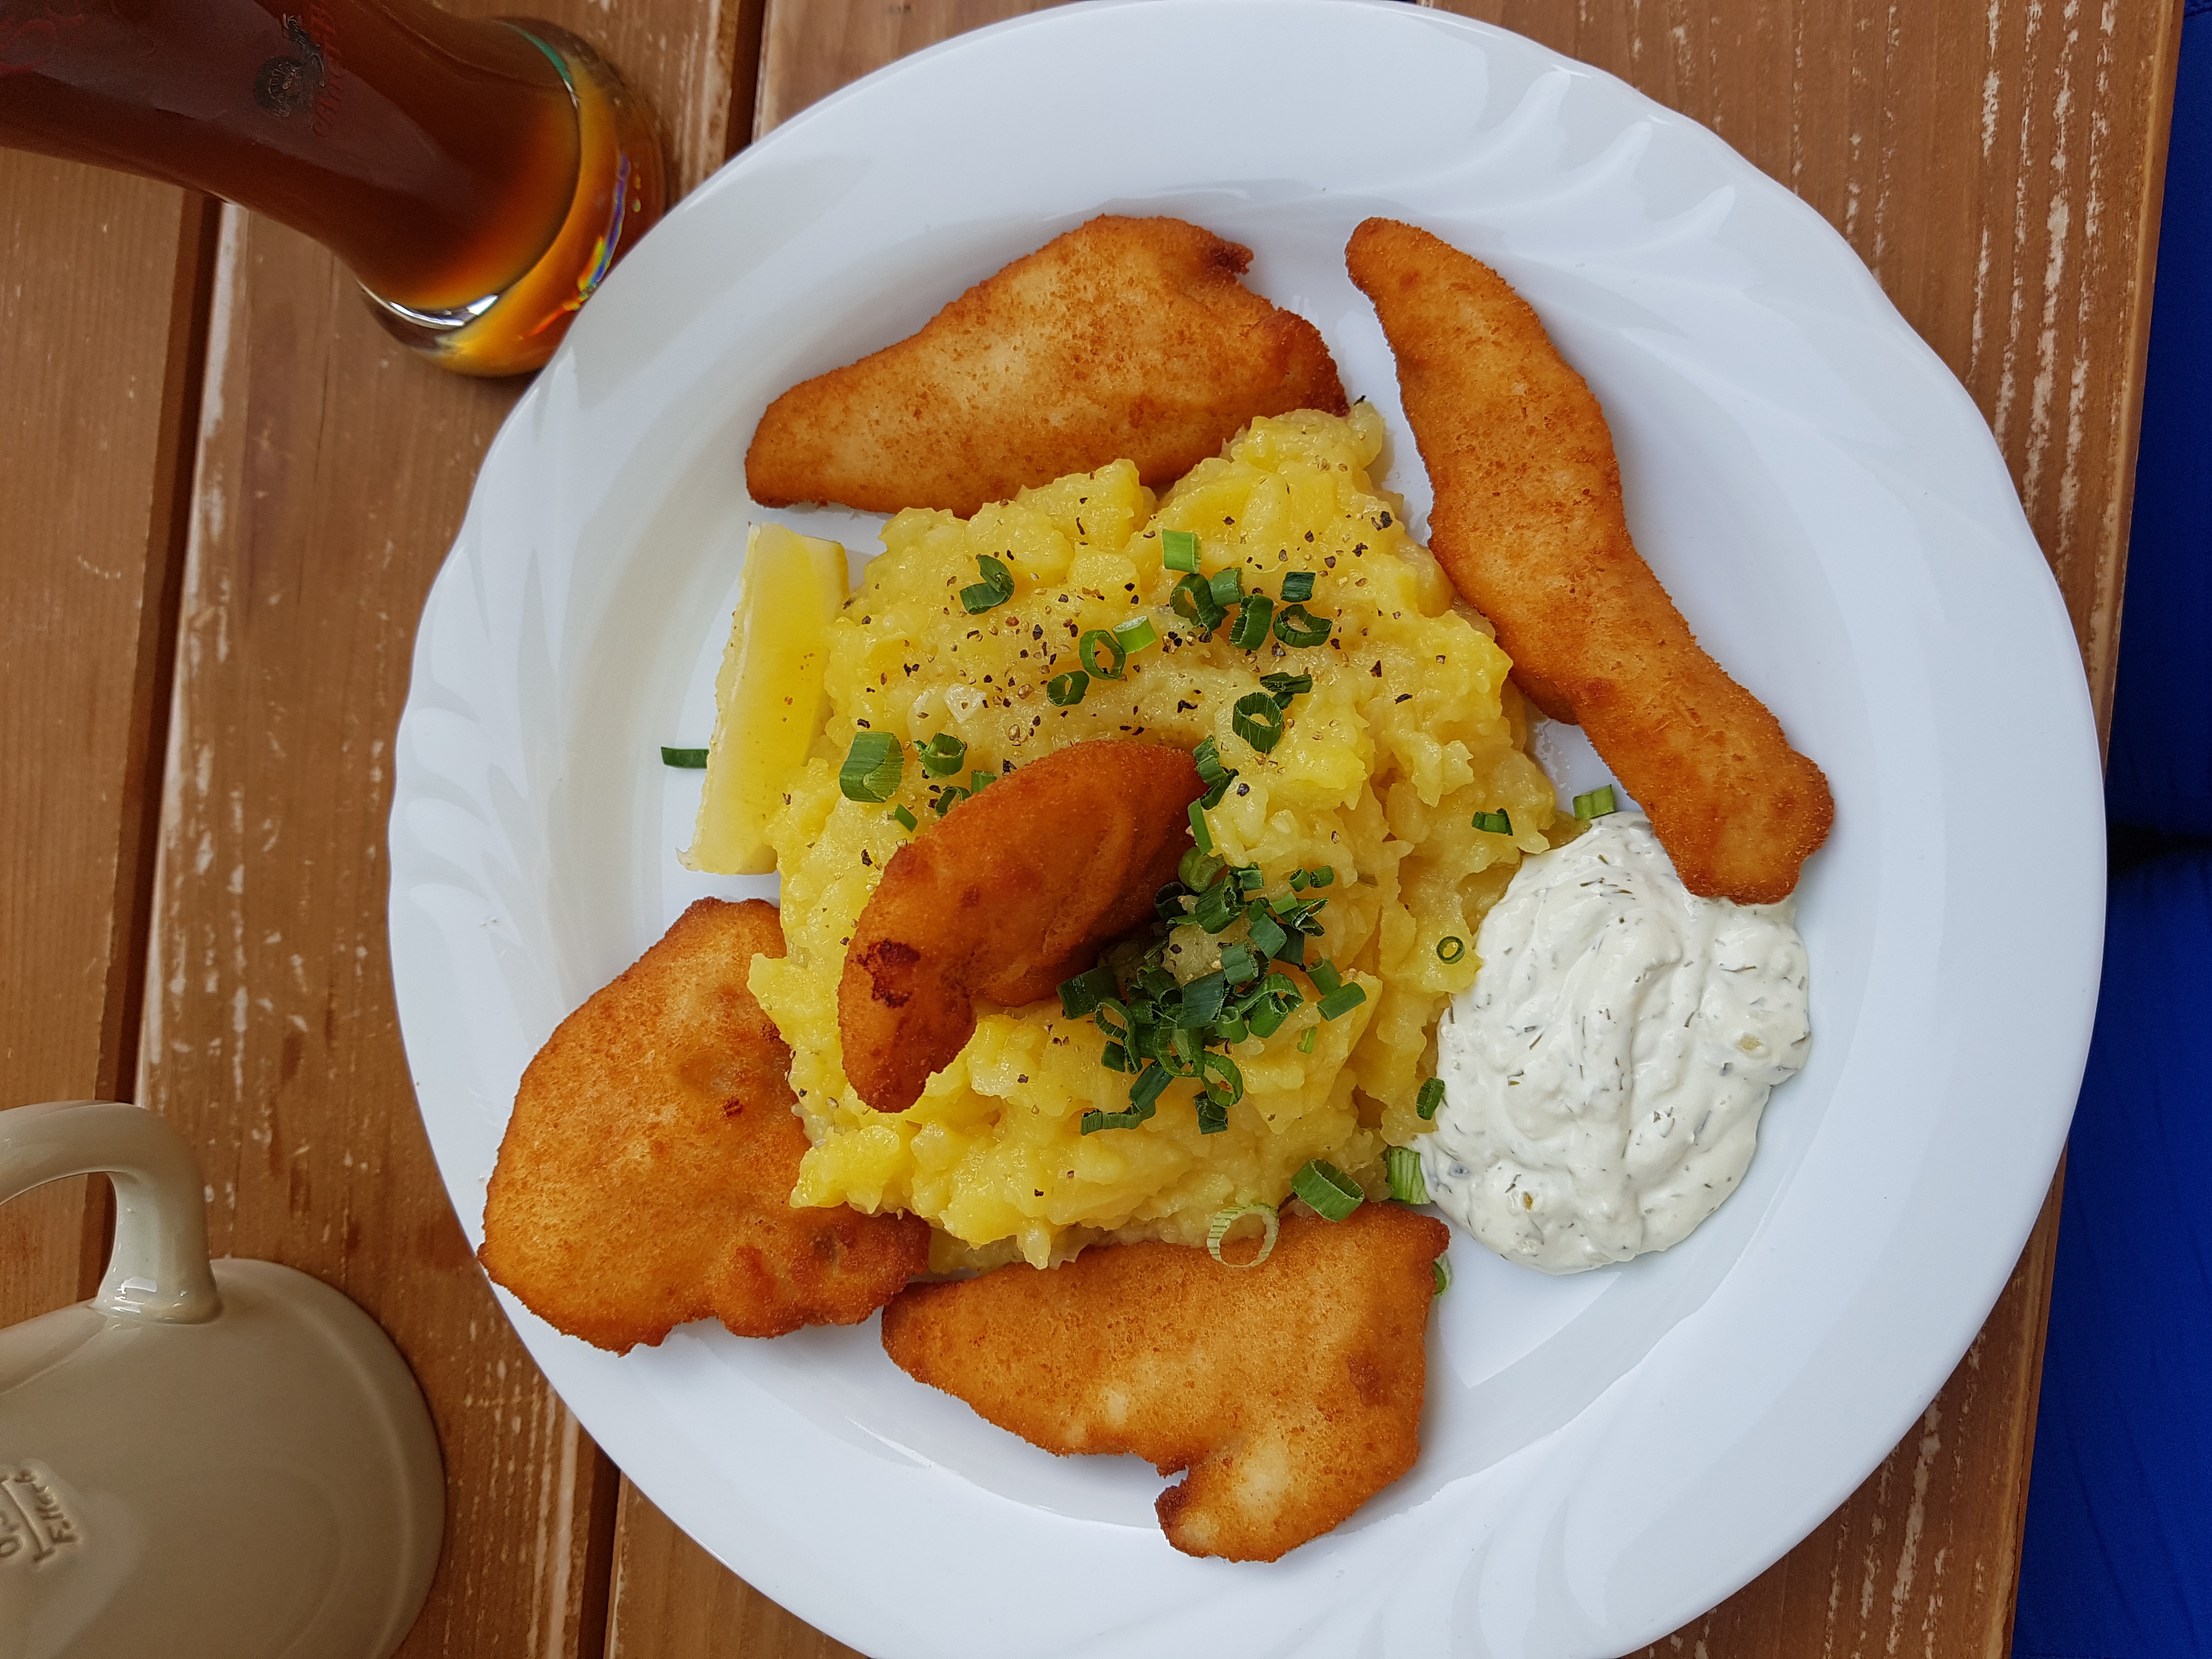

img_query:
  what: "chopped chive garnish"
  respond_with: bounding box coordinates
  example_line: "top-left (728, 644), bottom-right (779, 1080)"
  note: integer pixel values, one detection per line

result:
top-left (1432, 1256), bottom-right (1452, 1296)
top-left (1280, 571), bottom-right (1316, 602)
top-left (1417, 1077), bottom-right (1446, 1121)
top-left (1245, 910), bottom-right (1288, 960)
top-left (1217, 943), bottom-right (1257, 982)
top-left (1192, 876), bottom-right (1243, 933)
top-left (660, 746), bottom-right (708, 768)
top-left (1207, 1203), bottom-right (1279, 1268)
top-left (1274, 602), bottom-right (1331, 647)
top-left (1231, 691), bottom-right (1286, 754)
top-left (932, 785), bottom-right (968, 816)
top-left (1179, 847), bottom-right (1223, 890)
top-left (1291, 1159), bottom-right (1362, 1221)
top-left (1296, 1024), bottom-right (1317, 1053)
top-left (1193, 737), bottom-right (1239, 808)
top-left (1199, 1052), bottom-right (1243, 1119)
top-left (1260, 670), bottom-right (1312, 707)
top-left (1213, 1015), bottom-right (1249, 1045)
top-left (1235, 866), bottom-right (1264, 891)
top-left (1385, 1146), bottom-right (1428, 1205)
top-left (1574, 784), bottom-right (1619, 819)
top-left (1207, 567), bottom-right (1242, 608)
top-left (1047, 670), bottom-right (1090, 706)
top-left (1289, 869), bottom-right (1308, 891)
top-left (1309, 961), bottom-right (1343, 995)
top-left (970, 769), bottom-right (995, 794)
top-left (1471, 809), bottom-right (1513, 836)
top-left (1162, 528), bottom-right (1199, 572)
top-left (1111, 614), bottom-right (1159, 654)
top-left (1079, 629), bottom-right (1126, 678)
top-left (959, 553), bottom-right (1017, 614)
top-left (1172, 572), bottom-right (1226, 631)
top-left (1318, 982), bottom-right (1367, 1020)
top-left (891, 805), bottom-right (918, 831)
top-left (1058, 964), bottom-right (1119, 1018)
top-left (838, 732), bottom-right (905, 803)
top-left (1188, 799), bottom-right (1212, 855)
top-left (1228, 593), bottom-right (1273, 650)
top-left (1131, 1063), bottom-right (1172, 1110)
top-left (919, 732), bottom-right (968, 776)
top-left (1307, 865), bottom-right (1335, 888)
top-left (1436, 935), bottom-right (1465, 963)
top-left (1154, 881), bottom-right (1192, 923)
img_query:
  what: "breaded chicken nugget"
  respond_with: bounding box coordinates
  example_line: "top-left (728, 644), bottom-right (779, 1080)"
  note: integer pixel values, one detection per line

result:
top-left (1347, 218), bottom-right (1833, 903)
top-left (481, 898), bottom-right (929, 1352)
top-left (882, 1204), bottom-right (1450, 1561)
top-left (747, 216), bottom-right (1347, 517)
top-left (841, 740), bottom-right (1203, 1113)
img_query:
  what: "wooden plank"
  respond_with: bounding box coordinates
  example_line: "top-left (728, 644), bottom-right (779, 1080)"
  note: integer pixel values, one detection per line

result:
top-left (606, 3), bottom-right (2178, 1657)
top-left (0, 159), bottom-right (215, 1327)
top-left (136, 5), bottom-right (744, 1657)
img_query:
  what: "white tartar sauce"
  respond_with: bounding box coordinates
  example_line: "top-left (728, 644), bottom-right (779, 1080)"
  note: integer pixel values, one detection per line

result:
top-left (1419, 812), bottom-right (1810, 1273)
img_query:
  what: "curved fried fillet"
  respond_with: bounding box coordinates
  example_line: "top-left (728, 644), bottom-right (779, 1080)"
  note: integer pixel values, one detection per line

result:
top-left (747, 215), bottom-right (1348, 517)
top-left (882, 1205), bottom-right (1450, 1561)
top-left (1346, 218), bottom-right (1833, 902)
top-left (480, 898), bottom-right (929, 1352)
top-left (840, 739), bottom-right (1203, 1113)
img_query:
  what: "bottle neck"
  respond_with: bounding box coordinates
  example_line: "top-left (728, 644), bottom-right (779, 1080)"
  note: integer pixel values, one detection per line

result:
top-left (0, 0), bottom-right (582, 313)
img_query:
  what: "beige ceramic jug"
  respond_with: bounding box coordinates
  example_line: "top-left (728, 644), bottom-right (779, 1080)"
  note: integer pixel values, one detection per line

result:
top-left (0, 1100), bottom-right (444, 1658)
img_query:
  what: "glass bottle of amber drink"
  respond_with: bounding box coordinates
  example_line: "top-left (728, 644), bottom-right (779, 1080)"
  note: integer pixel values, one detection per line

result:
top-left (0, 0), bottom-right (666, 375)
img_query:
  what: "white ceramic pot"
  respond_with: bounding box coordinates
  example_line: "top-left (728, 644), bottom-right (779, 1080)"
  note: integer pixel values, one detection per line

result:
top-left (0, 1101), bottom-right (444, 1659)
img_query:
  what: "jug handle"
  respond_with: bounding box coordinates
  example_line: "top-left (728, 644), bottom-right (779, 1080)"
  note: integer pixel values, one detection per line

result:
top-left (0, 1101), bottom-right (221, 1324)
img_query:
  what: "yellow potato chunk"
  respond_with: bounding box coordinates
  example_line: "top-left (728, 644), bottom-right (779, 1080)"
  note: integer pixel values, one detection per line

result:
top-left (685, 524), bottom-right (850, 874)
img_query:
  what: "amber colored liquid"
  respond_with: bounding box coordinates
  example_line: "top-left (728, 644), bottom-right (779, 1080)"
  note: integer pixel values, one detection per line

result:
top-left (0, 0), bottom-right (581, 313)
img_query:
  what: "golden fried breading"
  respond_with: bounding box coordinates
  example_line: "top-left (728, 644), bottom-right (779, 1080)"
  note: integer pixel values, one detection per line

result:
top-left (480, 898), bottom-right (929, 1352)
top-left (747, 216), bottom-right (1347, 517)
top-left (1346, 218), bottom-right (1833, 903)
top-left (841, 740), bottom-right (1202, 1113)
top-left (882, 1204), bottom-right (1449, 1561)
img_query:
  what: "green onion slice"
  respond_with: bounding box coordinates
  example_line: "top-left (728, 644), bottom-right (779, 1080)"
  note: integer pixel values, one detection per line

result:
top-left (1162, 528), bottom-right (1200, 572)
top-left (838, 732), bottom-right (905, 803)
top-left (1111, 614), bottom-right (1158, 654)
top-left (1187, 799), bottom-right (1214, 855)
top-left (970, 769), bottom-right (995, 794)
top-left (660, 746), bottom-right (708, 768)
top-left (1217, 942), bottom-right (1258, 983)
top-left (1318, 982), bottom-right (1367, 1020)
top-left (1172, 572), bottom-right (1226, 631)
top-left (1260, 670), bottom-right (1312, 707)
top-left (1436, 935), bottom-right (1465, 963)
top-left (1309, 960), bottom-right (1344, 995)
top-left (1291, 1159), bottom-right (1362, 1222)
top-left (1199, 1051), bottom-right (1244, 1109)
top-left (1228, 594), bottom-right (1273, 650)
top-left (1245, 910), bottom-right (1288, 960)
top-left (1274, 602), bottom-right (1331, 647)
top-left (1433, 1256), bottom-right (1452, 1296)
top-left (1079, 628), bottom-right (1126, 679)
top-left (1471, 809), bottom-right (1513, 836)
top-left (1307, 865), bottom-right (1335, 888)
top-left (1206, 1203), bottom-right (1279, 1268)
top-left (1058, 964), bottom-right (1119, 1018)
top-left (1193, 737), bottom-right (1239, 808)
top-left (891, 805), bottom-right (918, 831)
top-left (960, 554), bottom-right (1017, 614)
top-left (1280, 571), bottom-right (1316, 602)
top-left (919, 732), bottom-right (968, 776)
top-left (1047, 670), bottom-right (1090, 706)
top-left (1231, 691), bottom-right (1286, 754)
top-left (1296, 1024), bottom-right (1317, 1053)
top-left (1385, 1145), bottom-right (1429, 1205)
top-left (1574, 784), bottom-right (1620, 819)
top-left (932, 785), bottom-right (968, 816)
top-left (1207, 567), bottom-right (1242, 608)
top-left (1179, 847), bottom-right (1223, 890)
top-left (1417, 1076), bottom-right (1446, 1121)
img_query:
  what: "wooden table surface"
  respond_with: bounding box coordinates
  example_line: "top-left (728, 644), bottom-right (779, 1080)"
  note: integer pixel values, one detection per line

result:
top-left (0, 2), bottom-right (2180, 1655)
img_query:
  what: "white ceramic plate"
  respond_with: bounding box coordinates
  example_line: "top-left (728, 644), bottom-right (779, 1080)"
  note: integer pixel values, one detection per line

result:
top-left (388, 3), bottom-right (2104, 1654)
